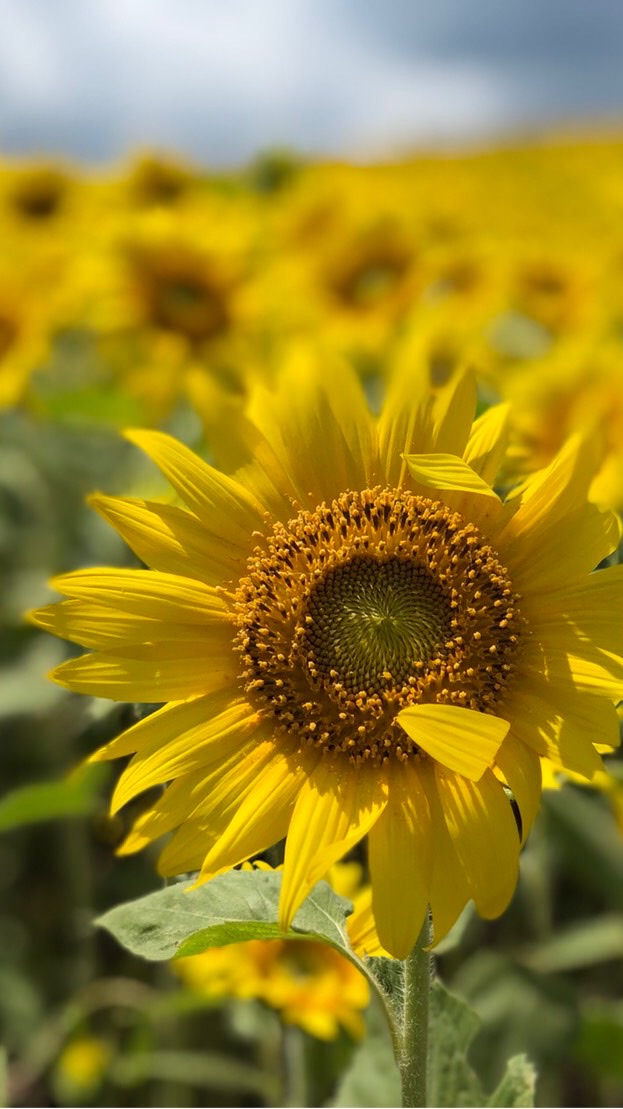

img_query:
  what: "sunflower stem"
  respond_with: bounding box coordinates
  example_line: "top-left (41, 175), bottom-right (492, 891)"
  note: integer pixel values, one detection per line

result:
top-left (399, 913), bottom-right (432, 1108)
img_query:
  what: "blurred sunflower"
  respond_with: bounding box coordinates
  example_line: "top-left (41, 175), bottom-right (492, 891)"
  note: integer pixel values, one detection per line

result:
top-left (0, 272), bottom-right (52, 408)
top-left (54, 1035), bottom-right (112, 1102)
top-left (498, 338), bottom-right (623, 511)
top-left (124, 152), bottom-right (196, 209)
top-left (56, 198), bottom-right (267, 424)
top-left (175, 862), bottom-right (381, 1040)
top-left (261, 166), bottom-right (423, 362)
top-left (2, 162), bottom-right (71, 224)
top-left (502, 241), bottom-right (599, 339)
top-left (31, 363), bottom-right (623, 958)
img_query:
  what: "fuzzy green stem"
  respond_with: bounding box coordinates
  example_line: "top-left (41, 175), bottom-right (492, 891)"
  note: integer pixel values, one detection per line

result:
top-left (399, 913), bottom-right (433, 1108)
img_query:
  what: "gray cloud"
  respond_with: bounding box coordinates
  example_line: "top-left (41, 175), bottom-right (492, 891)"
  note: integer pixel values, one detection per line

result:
top-left (0, 0), bottom-right (621, 165)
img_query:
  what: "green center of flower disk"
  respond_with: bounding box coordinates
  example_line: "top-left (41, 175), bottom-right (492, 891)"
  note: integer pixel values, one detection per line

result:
top-left (235, 487), bottom-right (522, 765)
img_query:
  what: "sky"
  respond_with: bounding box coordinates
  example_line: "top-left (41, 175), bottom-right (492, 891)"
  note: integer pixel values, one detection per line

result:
top-left (1, 0), bottom-right (623, 166)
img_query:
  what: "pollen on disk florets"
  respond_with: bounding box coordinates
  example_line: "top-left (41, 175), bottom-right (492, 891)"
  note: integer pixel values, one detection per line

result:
top-left (234, 487), bottom-right (522, 765)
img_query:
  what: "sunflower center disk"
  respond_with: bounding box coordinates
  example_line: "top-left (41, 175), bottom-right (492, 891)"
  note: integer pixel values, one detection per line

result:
top-left (306, 557), bottom-right (451, 697)
top-left (235, 488), bottom-right (522, 765)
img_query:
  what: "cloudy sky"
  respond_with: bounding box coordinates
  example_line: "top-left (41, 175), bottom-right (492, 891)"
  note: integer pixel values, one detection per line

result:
top-left (1, 0), bottom-right (623, 165)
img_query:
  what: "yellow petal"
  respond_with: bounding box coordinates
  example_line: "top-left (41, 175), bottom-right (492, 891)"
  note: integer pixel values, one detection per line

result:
top-left (434, 764), bottom-right (520, 919)
top-left (397, 703), bottom-right (509, 780)
top-left (431, 367), bottom-right (478, 457)
top-left (279, 761), bottom-right (387, 930)
top-left (493, 733), bottom-right (542, 843)
top-left (378, 363), bottom-right (476, 488)
top-left (462, 403), bottom-right (510, 485)
top-left (404, 453), bottom-right (500, 500)
top-left (531, 564), bottom-right (623, 657)
top-left (124, 428), bottom-right (265, 540)
top-left (347, 888), bottom-right (388, 958)
top-left (196, 745), bottom-right (315, 882)
top-left (29, 600), bottom-right (164, 650)
top-left (377, 364), bottom-right (436, 488)
top-left (31, 602), bottom-right (236, 660)
top-left (118, 750), bottom-right (255, 854)
top-left (157, 738), bottom-right (291, 876)
top-left (368, 760), bottom-right (431, 959)
top-left (92, 696), bottom-right (215, 762)
top-left (536, 636), bottom-right (623, 698)
top-left (419, 760), bottom-right (470, 943)
top-left (111, 696), bottom-right (259, 812)
top-left (505, 500), bottom-right (620, 598)
top-left (50, 649), bottom-right (237, 702)
top-left (50, 568), bottom-right (230, 624)
top-left (508, 678), bottom-right (613, 779)
top-left (499, 434), bottom-right (601, 559)
top-left (248, 354), bottom-right (376, 505)
top-left (90, 495), bottom-right (247, 583)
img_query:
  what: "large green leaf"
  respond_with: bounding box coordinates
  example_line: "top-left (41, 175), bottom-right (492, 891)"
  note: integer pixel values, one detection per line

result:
top-left (428, 981), bottom-right (484, 1108)
top-left (96, 869), bottom-right (354, 961)
top-left (428, 982), bottom-right (535, 1108)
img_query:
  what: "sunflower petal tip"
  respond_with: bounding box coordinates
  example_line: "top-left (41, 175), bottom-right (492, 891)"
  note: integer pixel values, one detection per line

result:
top-left (122, 427), bottom-right (152, 449)
top-left (47, 664), bottom-right (70, 688)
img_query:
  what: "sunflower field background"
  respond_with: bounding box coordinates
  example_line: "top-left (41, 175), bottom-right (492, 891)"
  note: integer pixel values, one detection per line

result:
top-left (3, 135), bottom-right (623, 1107)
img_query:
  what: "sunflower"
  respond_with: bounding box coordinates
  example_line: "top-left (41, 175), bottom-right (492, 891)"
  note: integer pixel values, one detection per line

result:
top-left (31, 363), bottom-right (623, 958)
top-left (124, 153), bottom-right (195, 208)
top-left (0, 270), bottom-right (53, 409)
top-left (3, 163), bottom-right (70, 223)
top-left (175, 862), bottom-right (380, 1041)
top-left (495, 337), bottom-right (623, 512)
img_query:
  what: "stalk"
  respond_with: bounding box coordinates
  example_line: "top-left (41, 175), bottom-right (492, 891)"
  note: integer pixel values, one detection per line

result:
top-left (399, 913), bottom-right (432, 1108)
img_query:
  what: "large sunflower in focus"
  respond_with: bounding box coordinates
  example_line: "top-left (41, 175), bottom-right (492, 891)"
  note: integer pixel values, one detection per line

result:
top-left (31, 364), bottom-right (623, 958)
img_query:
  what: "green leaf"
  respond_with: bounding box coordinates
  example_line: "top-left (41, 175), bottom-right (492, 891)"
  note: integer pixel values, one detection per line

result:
top-left (428, 981), bottom-right (485, 1108)
top-left (0, 765), bottom-right (106, 832)
top-left (520, 914), bottom-right (623, 973)
top-left (428, 982), bottom-right (535, 1108)
top-left (96, 868), bottom-right (354, 961)
top-left (487, 1055), bottom-right (536, 1108)
top-left (328, 992), bottom-right (401, 1108)
top-left (111, 1048), bottom-right (278, 1101)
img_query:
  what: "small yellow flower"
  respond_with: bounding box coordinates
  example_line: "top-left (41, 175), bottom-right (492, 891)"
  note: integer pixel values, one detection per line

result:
top-left (55, 1035), bottom-right (111, 1096)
